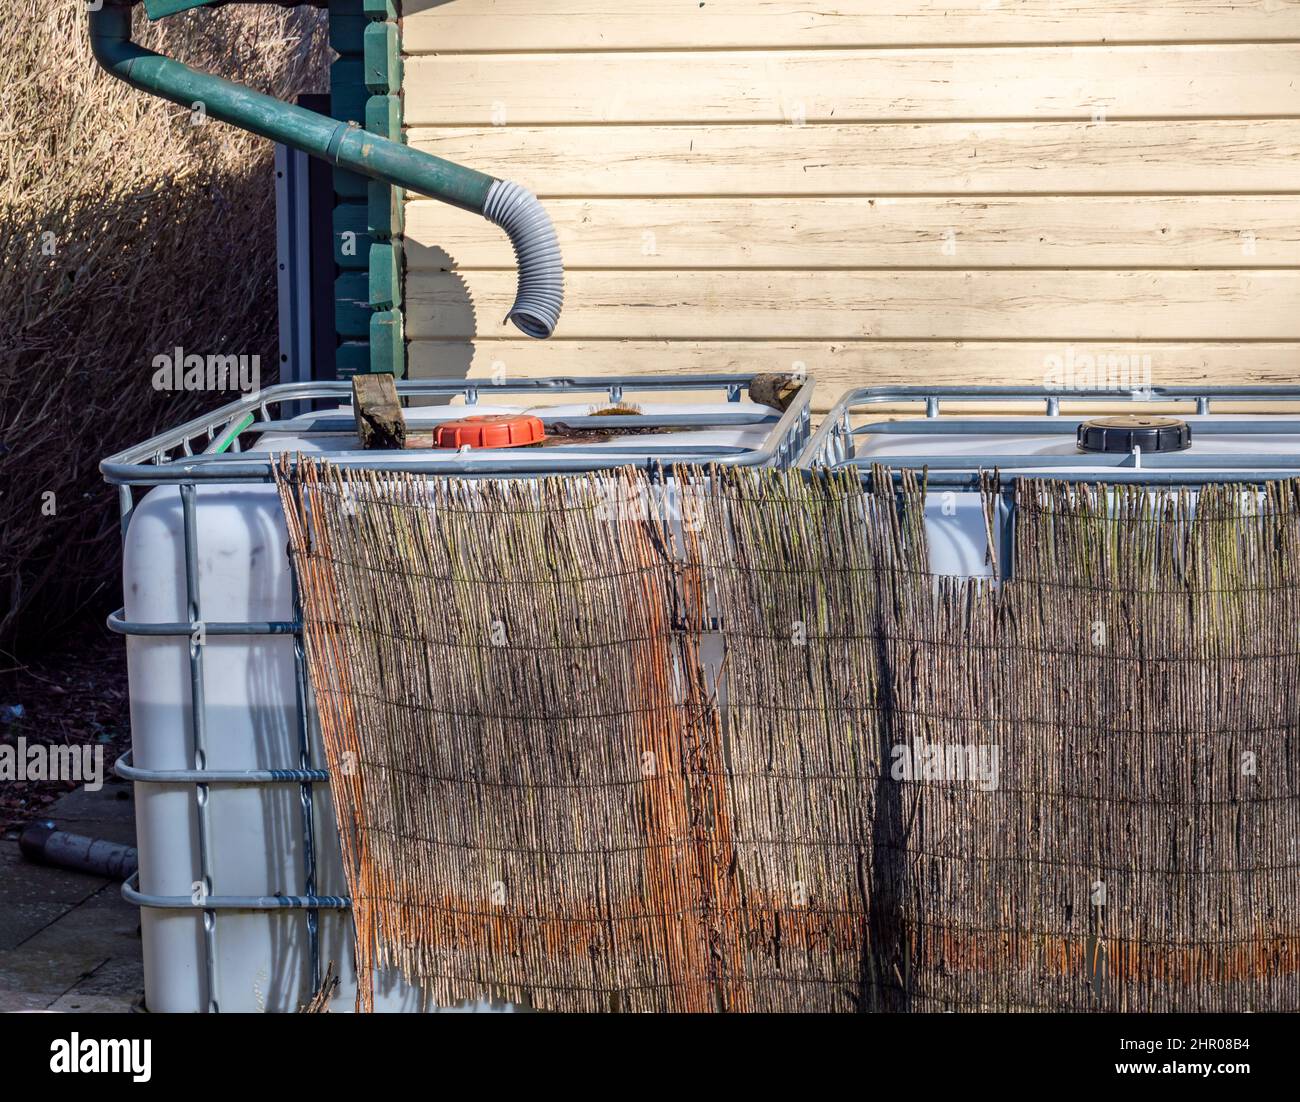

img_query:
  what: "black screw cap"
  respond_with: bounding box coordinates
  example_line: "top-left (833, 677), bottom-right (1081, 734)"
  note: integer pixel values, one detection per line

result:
top-left (1077, 415), bottom-right (1191, 454)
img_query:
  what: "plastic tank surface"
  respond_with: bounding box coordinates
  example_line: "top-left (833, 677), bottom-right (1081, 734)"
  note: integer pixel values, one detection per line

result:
top-left (798, 386), bottom-right (1300, 578)
top-left (105, 376), bottom-right (813, 1012)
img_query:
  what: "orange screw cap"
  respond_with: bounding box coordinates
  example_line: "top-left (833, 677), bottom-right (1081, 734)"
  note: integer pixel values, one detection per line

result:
top-left (433, 413), bottom-right (546, 449)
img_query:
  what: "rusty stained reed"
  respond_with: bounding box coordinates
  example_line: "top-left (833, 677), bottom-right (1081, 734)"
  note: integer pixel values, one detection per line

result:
top-left (277, 458), bottom-right (1300, 1012)
top-left (278, 458), bottom-right (724, 1012)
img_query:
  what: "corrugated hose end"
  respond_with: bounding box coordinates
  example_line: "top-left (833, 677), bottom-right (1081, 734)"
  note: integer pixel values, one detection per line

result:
top-left (481, 180), bottom-right (565, 339)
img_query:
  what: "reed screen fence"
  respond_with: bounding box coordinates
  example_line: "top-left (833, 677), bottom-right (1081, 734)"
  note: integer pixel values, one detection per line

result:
top-left (277, 460), bottom-right (1300, 1012)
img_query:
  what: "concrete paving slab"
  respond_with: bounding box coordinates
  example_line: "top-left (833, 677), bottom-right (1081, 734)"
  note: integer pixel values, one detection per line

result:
top-left (68, 953), bottom-right (143, 999)
top-left (45, 992), bottom-right (139, 1014)
top-left (0, 841), bottom-right (106, 950)
top-left (32, 778), bottom-right (137, 847)
top-left (0, 987), bottom-right (59, 1012)
top-left (0, 781), bottom-right (143, 1011)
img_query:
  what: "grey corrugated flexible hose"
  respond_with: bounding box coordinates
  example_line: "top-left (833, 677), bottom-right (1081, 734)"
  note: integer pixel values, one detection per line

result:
top-left (482, 180), bottom-right (565, 339)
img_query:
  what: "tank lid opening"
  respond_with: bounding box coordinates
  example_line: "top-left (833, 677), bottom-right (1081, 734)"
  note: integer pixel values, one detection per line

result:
top-left (1077, 415), bottom-right (1191, 454)
top-left (433, 414), bottom-right (546, 450)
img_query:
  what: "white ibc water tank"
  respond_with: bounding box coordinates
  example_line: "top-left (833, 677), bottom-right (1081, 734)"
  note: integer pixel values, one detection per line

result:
top-left (106, 377), bottom-right (812, 1012)
top-left (799, 386), bottom-right (1300, 576)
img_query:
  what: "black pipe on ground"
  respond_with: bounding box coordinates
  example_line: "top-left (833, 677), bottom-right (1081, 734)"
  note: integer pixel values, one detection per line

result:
top-left (19, 821), bottom-right (139, 881)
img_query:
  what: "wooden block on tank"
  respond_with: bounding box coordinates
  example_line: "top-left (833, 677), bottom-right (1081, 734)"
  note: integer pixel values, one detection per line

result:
top-left (352, 372), bottom-right (406, 450)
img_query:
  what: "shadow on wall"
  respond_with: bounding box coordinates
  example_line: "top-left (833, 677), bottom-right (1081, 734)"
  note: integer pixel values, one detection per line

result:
top-left (402, 245), bottom-right (478, 400)
top-left (398, 0), bottom-right (461, 15)
top-left (396, 3), bottom-right (543, 388)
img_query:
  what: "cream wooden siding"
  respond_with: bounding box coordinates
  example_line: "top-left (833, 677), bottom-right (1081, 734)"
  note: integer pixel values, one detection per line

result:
top-left (400, 1), bottom-right (1300, 408)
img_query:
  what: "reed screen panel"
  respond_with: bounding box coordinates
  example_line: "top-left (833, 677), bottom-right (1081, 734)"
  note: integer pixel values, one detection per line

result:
top-left (278, 461), bottom-right (1300, 1012)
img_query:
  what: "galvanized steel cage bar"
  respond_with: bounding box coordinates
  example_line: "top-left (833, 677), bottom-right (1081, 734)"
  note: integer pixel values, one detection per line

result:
top-left (797, 383), bottom-right (1300, 582)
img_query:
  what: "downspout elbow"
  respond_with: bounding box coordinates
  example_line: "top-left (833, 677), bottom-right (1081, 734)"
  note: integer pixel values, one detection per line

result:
top-left (482, 181), bottom-right (564, 339)
top-left (87, 2), bottom-right (564, 339)
top-left (89, 4), bottom-right (134, 75)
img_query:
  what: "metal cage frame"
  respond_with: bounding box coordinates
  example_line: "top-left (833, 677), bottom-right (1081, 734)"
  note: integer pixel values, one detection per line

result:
top-left (798, 384), bottom-right (1300, 484)
top-left (797, 383), bottom-right (1300, 583)
top-left (102, 373), bottom-right (813, 1011)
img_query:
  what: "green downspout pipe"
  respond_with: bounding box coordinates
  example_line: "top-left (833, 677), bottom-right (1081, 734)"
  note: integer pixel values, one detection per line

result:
top-left (89, 2), bottom-right (564, 337)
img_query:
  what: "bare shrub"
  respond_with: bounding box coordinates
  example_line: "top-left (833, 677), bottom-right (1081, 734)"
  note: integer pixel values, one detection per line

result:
top-left (0, 2), bottom-right (327, 656)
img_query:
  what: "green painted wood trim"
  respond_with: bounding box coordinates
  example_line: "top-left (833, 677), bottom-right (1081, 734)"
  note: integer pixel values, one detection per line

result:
top-left (334, 0), bottom-right (368, 369)
top-left (329, 15), bottom-right (368, 56)
top-left (329, 0), bottom-right (367, 57)
top-left (331, 0), bottom-right (369, 372)
top-left (368, 181), bottom-right (404, 239)
top-left (365, 95), bottom-right (403, 239)
top-left (365, 7), bottom-right (405, 376)
top-left (364, 93), bottom-right (401, 141)
top-left (329, 57), bottom-right (368, 125)
top-left (363, 23), bottom-right (401, 95)
top-left (332, 169), bottom-right (367, 201)
top-left (334, 272), bottom-right (372, 340)
top-left (369, 310), bottom-right (405, 378)
top-left (368, 242), bottom-right (401, 310)
top-left (335, 341), bottom-right (371, 381)
top-left (333, 203), bottom-right (370, 270)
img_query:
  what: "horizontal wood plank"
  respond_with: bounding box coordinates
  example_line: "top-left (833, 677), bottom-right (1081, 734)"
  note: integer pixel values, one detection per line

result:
top-left (404, 45), bottom-right (1300, 125)
top-left (402, 1), bottom-right (1300, 52)
top-left (405, 196), bottom-right (1300, 269)
top-left (405, 340), bottom-right (1300, 411)
top-left (404, 270), bottom-right (1300, 340)
top-left (400, 4), bottom-right (1300, 379)
top-left (406, 121), bottom-right (1300, 195)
